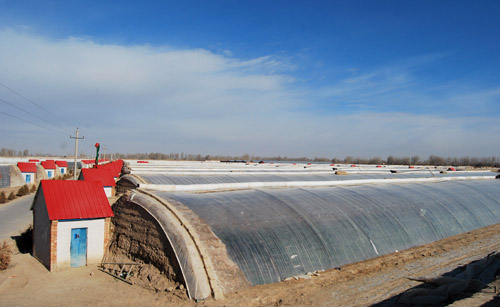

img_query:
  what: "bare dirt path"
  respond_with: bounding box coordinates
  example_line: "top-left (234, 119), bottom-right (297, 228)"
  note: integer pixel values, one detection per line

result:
top-left (1, 223), bottom-right (500, 306)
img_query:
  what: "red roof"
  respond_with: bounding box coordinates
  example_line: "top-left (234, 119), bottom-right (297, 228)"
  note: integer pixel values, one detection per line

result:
top-left (28, 159), bottom-right (40, 162)
top-left (81, 159), bottom-right (95, 165)
top-left (137, 160), bottom-right (149, 163)
top-left (18, 162), bottom-right (37, 173)
top-left (41, 160), bottom-right (56, 169)
top-left (80, 168), bottom-right (116, 187)
top-left (38, 180), bottom-right (113, 220)
top-left (98, 160), bottom-right (122, 178)
top-left (55, 160), bottom-right (68, 167)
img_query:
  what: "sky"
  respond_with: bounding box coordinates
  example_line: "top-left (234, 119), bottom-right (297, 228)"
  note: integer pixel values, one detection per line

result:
top-left (0, 0), bottom-right (499, 159)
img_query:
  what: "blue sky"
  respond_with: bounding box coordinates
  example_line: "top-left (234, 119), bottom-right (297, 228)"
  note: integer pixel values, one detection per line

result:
top-left (0, 1), bottom-right (499, 158)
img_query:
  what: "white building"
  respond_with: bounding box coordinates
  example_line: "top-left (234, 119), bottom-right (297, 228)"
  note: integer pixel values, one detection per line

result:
top-left (31, 180), bottom-right (114, 271)
top-left (17, 162), bottom-right (37, 184)
top-left (41, 160), bottom-right (57, 179)
top-left (55, 160), bottom-right (68, 175)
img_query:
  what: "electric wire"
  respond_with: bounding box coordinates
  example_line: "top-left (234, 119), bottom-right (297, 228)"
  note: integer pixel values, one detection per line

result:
top-left (0, 97), bottom-right (72, 135)
top-left (0, 110), bottom-right (68, 136)
top-left (0, 81), bottom-right (76, 128)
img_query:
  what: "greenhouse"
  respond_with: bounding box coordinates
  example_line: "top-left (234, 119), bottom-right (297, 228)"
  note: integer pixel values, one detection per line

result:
top-left (112, 171), bottom-right (500, 300)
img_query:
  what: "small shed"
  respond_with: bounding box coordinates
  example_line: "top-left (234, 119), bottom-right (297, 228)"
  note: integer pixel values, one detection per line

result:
top-left (81, 160), bottom-right (95, 169)
top-left (31, 180), bottom-right (113, 271)
top-left (55, 160), bottom-right (68, 175)
top-left (17, 162), bottom-right (37, 184)
top-left (78, 168), bottom-right (116, 197)
top-left (41, 160), bottom-right (57, 179)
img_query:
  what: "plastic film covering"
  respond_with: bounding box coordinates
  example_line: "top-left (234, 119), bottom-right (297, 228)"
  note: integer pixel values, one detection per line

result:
top-left (140, 171), bottom-right (494, 185)
top-left (156, 180), bottom-right (500, 286)
top-left (0, 165), bottom-right (24, 188)
top-left (0, 166), bottom-right (11, 187)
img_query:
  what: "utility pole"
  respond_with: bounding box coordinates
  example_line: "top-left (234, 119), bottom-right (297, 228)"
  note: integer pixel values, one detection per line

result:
top-left (101, 145), bottom-right (108, 160)
top-left (70, 128), bottom-right (84, 180)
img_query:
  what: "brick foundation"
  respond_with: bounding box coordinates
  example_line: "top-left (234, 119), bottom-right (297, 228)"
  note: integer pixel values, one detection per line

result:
top-left (49, 220), bottom-right (58, 271)
top-left (103, 217), bottom-right (111, 250)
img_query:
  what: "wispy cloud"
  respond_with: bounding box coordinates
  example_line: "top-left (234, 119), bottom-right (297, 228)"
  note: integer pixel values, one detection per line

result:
top-left (0, 28), bottom-right (499, 157)
top-left (314, 54), bottom-right (500, 117)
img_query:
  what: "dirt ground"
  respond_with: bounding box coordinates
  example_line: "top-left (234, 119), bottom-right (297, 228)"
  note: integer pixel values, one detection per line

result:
top-left (1, 223), bottom-right (500, 306)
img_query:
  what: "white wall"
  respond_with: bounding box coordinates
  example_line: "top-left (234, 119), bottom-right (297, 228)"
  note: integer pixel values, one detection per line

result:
top-left (45, 169), bottom-right (54, 179)
top-left (56, 219), bottom-right (105, 269)
top-left (104, 187), bottom-right (112, 197)
top-left (21, 172), bottom-right (35, 183)
top-left (58, 167), bottom-right (67, 174)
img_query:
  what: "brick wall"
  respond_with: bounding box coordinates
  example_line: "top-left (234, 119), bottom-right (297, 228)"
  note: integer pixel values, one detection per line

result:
top-left (104, 217), bottom-right (111, 249)
top-left (49, 220), bottom-right (58, 271)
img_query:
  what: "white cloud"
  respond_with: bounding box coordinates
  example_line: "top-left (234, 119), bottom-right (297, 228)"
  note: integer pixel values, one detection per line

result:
top-left (0, 28), bottom-right (499, 158)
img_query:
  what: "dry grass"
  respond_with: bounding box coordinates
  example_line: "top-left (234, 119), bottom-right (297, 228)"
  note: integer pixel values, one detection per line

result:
top-left (7, 192), bottom-right (16, 201)
top-left (0, 241), bottom-right (12, 270)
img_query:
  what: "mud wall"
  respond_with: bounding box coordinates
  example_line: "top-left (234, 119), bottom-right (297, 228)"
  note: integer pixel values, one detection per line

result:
top-left (108, 197), bottom-right (184, 292)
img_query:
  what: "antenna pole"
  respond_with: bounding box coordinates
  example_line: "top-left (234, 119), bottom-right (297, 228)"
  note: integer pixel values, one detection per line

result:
top-left (70, 128), bottom-right (84, 180)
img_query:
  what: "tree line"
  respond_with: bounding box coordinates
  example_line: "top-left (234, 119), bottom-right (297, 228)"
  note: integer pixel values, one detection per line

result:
top-left (1, 147), bottom-right (498, 167)
top-left (111, 152), bottom-right (499, 167)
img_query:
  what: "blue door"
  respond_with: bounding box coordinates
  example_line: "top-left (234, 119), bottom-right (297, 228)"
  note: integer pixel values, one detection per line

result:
top-left (25, 174), bottom-right (31, 183)
top-left (70, 228), bottom-right (87, 267)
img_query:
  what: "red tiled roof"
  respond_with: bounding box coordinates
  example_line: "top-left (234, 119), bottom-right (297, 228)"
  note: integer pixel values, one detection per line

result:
top-left (41, 160), bottom-right (57, 169)
top-left (81, 159), bottom-right (95, 165)
top-left (39, 180), bottom-right (113, 220)
top-left (17, 162), bottom-right (37, 173)
top-left (28, 159), bottom-right (40, 162)
top-left (55, 160), bottom-right (68, 167)
top-left (80, 168), bottom-right (116, 187)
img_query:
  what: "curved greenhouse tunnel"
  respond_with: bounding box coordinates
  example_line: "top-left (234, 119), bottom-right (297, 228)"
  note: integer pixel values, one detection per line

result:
top-left (110, 178), bottom-right (500, 300)
top-left (108, 191), bottom-right (250, 300)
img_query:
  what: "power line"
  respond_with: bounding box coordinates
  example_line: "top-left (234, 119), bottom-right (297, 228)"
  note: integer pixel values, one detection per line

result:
top-left (0, 97), bottom-right (72, 135)
top-left (0, 81), bottom-right (76, 128)
top-left (0, 110), bottom-right (68, 136)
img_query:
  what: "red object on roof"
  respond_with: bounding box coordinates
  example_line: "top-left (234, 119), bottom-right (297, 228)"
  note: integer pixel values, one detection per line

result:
top-left (409, 166), bottom-right (415, 169)
top-left (351, 164), bottom-right (357, 167)
top-left (55, 160), bottom-right (68, 167)
top-left (307, 163), bottom-right (312, 165)
top-left (330, 164), bottom-right (335, 166)
top-left (38, 180), bottom-right (113, 220)
top-left (29, 159), bottom-right (40, 162)
top-left (80, 168), bottom-right (116, 187)
top-left (137, 160), bottom-right (149, 163)
top-left (18, 162), bottom-right (37, 173)
top-left (41, 160), bottom-right (56, 169)
top-left (376, 165), bottom-right (382, 168)
top-left (448, 167), bottom-right (456, 171)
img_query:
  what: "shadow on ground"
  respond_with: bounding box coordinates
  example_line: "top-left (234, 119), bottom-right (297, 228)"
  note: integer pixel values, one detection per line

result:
top-left (11, 225), bottom-right (33, 255)
top-left (372, 252), bottom-right (500, 306)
